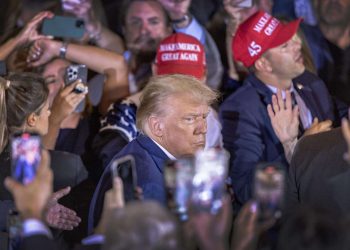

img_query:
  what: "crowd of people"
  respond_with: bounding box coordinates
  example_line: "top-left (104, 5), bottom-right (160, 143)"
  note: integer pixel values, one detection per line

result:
top-left (0, 0), bottom-right (349, 249)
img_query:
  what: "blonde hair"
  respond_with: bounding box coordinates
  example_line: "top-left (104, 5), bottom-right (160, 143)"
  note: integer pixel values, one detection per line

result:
top-left (136, 74), bottom-right (218, 134)
top-left (0, 73), bottom-right (48, 152)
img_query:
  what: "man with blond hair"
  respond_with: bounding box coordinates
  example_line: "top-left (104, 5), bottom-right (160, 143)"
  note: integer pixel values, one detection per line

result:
top-left (88, 74), bottom-right (217, 232)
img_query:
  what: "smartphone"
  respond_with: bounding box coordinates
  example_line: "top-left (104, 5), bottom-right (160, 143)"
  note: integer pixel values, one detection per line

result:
top-left (253, 163), bottom-right (285, 221)
top-left (111, 155), bottom-right (137, 202)
top-left (164, 158), bottom-right (194, 221)
top-left (191, 148), bottom-right (229, 214)
top-left (41, 16), bottom-right (85, 39)
top-left (65, 64), bottom-right (88, 112)
top-left (11, 132), bottom-right (41, 185)
top-left (64, 64), bottom-right (88, 88)
top-left (231, 0), bottom-right (253, 8)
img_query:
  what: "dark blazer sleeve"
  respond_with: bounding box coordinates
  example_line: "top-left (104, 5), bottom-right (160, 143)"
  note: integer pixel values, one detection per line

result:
top-left (20, 235), bottom-right (59, 250)
top-left (49, 150), bottom-right (88, 191)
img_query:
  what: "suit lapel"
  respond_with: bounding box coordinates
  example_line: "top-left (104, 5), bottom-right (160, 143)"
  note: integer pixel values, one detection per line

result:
top-left (137, 135), bottom-right (170, 173)
top-left (292, 80), bottom-right (324, 120)
top-left (246, 75), bottom-right (284, 145)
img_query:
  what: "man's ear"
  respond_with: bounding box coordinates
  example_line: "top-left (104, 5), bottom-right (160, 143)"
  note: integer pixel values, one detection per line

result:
top-left (26, 113), bottom-right (37, 127)
top-left (148, 115), bottom-right (164, 137)
top-left (254, 57), bottom-right (272, 72)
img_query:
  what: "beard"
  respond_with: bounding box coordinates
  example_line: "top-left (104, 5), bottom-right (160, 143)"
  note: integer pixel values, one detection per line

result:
top-left (129, 35), bottom-right (161, 69)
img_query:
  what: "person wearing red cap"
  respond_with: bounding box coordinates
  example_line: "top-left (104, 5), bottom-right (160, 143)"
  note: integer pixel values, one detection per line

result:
top-left (219, 11), bottom-right (344, 205)
top-left (96, 33), bottom-right (222, 170)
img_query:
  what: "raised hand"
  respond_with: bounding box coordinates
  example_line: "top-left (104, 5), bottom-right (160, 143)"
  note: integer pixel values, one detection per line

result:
top-left (189, 195), bottom-right (232, 250)
top-left (61, 0), bottom-right (101, 39)
top-left (95, 176), bottom-right (125, 235)
top-left (267, 90), bottom-right (299, 144)
top-left (14, 11), bottom-right (54, 47)
top-left (45, 186), bottom-right (81, 230)
top-left (304, 118), bottom-right (332, 136)
top-left (27, 39), bottom-right (61, 67)
top-left (4, 150), bottom-right (52, 220)
top-left (231, 201), bottom-right (275, 250)
top-left (49, 80), bottom-right (87, 126)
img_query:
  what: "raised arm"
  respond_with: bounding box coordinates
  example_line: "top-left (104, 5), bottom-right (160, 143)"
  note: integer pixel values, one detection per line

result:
top-left (0, 11), bottom-right (53, 60)
top-left (28, 39), bottom-right (129, 114)
top-left (62, 0), bottom-right (125, 53)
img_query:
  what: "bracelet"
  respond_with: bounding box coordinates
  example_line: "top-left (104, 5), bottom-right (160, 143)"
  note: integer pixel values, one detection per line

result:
top-left (59, 42), bottom-right (68, 59)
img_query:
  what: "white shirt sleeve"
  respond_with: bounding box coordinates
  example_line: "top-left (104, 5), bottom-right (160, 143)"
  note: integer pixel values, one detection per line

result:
top-left (22, 219), bottom-right (52, 238)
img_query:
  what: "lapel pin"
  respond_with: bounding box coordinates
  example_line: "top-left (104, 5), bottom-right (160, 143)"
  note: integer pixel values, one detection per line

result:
top-left (296, 83), bottom-right (303, 90)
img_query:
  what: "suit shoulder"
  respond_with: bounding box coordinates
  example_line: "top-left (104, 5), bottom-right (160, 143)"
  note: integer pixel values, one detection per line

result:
top-left (294, 70), bottom-right (324, 86)
top-left (220, 83), bottom-right (261, 112)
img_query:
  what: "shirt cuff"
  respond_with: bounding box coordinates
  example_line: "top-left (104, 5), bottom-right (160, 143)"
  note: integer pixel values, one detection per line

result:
top-left (81, 234), bottom-right (105, 245)
top-left (174, 16), bottom-right (205, 44)
top-left (22, 219), bottom-right (52, 238)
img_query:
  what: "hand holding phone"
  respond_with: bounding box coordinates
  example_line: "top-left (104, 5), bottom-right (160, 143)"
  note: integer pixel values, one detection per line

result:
top-left (191, 148), bottom-right (229, 214)
top-left (111, 155), bottom-right (137, 202)
top-left (254, 163), bottom-right (285, 221)
top-left (11, 132), bottom-right (41, 185)
top-left (64, 64), bottom-right (88, 112)
top-left (164, 158), bottom-right (194, 221)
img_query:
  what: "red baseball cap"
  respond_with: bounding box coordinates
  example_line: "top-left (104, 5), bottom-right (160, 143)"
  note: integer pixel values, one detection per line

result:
top-left (155, 33), bottom-right (206, 80)
top-left (232, 11), bottom-right (302, 68)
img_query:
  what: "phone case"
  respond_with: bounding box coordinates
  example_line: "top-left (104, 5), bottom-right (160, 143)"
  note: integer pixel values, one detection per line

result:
top-left (11, 132), bottom-right (41, 185)
top-left (111, 155), bottom-right (137, 202)
top-left (65, 64), bottom-right (88, 85)
top-left (41, 16), bottom-right (85, 39)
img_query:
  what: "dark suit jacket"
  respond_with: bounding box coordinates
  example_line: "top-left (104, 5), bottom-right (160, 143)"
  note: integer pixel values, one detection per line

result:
top-left (219, 70), bottom-right (340, 205)
top-left (21, 234), bottom-right (101, 250)
top-left (20, 235), bottom-right (59, 250)
top-left (87, 134), bottom-right (169, 233)
top-left (287, 127), bottom-right (350, 216)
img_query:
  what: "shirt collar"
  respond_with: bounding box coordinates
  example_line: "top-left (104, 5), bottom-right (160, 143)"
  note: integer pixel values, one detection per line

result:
top-left (266, 83), bottom-right (295, 99)
top-left (150, 138), bottom-right (176, 160)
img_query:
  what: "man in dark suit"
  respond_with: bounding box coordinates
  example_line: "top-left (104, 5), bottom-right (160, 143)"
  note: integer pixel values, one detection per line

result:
top-left (88, 74), bottom-right (217, 232)
top-left (219, 11), bottom-right (345, 205)
top-left (287, 127), bottom-right (350, 216)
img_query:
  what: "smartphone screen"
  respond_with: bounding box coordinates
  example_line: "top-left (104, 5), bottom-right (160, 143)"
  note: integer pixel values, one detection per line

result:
top-left (111, 155), bottom-right (137, 202)
top-left (11, 132), bottom-right (41, 185)
top-left (254, 163), bottom-right (285, 221)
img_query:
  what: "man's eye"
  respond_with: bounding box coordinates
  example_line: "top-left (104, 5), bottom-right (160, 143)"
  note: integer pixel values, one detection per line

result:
top-left (184, 117), bottom-right (195, 123)
top-left (149, 19), bottom-right (160, 25)
top-left (128, 19), bottom-right (141, 27)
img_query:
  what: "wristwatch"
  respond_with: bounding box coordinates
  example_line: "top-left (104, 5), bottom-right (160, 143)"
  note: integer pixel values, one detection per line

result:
top-left (59, 42), bottom-right (68, 58)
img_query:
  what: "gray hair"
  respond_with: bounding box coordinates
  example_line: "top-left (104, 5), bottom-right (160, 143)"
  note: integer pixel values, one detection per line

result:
top-left (136, 74), bottom-right (218, 134)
